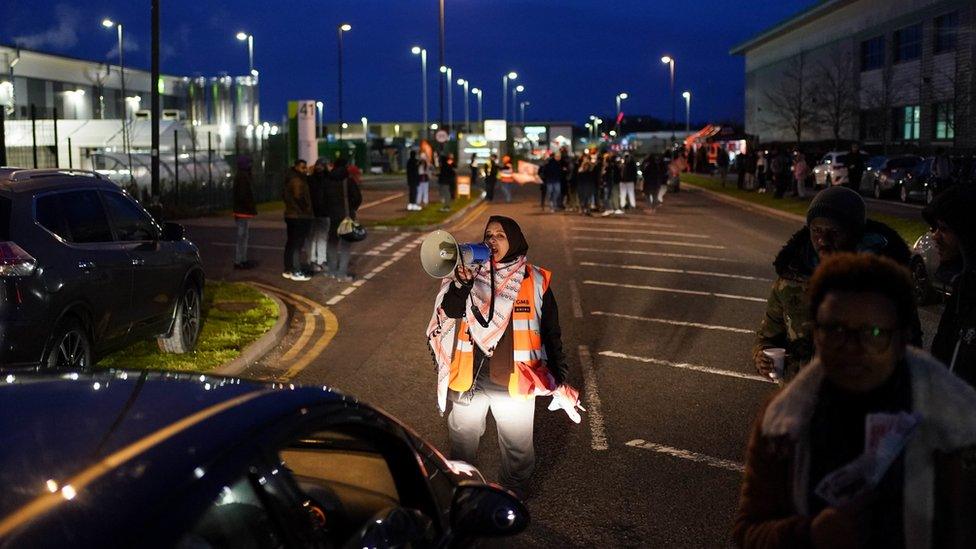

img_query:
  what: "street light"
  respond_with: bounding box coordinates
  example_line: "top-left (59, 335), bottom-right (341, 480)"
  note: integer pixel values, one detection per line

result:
top-left (337, 23), bottom-right (351, 139)
top-left (519, 101), bottom-right (530, 123)
top-left (661, 55), bottom-right (676, 142)
top-left (102, 18), bottom-right (133, 187)
top-left (236, 31), bottom-right (257, 126)
top-left (361, 116), bottom-right (368, 145)
top-left (471, 87), bottom-right (483, 126)
top-left (315, 101), bottom-right (323, 138)
top-left (456, 77), bottom-right (469, 133)
top-left (502, 71), bottom-right (517, 123)
top-left (585, 122), bottom-right (592, 140)
top-left (511, 85), bottom-right (524, 125)
top-left (616, 92), bottom-right (628, 122)
top-left (439, 66), bottom-right (453, 132)
top-left (411, 46), bottom-right (428, 140)
top-left (682, 91), bottom-right (691, 133)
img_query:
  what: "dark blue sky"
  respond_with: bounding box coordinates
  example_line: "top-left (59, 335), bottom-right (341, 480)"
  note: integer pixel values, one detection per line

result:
top-left (3, 0), bottom-right (818, 126)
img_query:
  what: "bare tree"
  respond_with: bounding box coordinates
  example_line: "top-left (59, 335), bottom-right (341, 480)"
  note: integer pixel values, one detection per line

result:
top-left (762, 53), bottom-right (818, 145)
top-left (85, 63), bottom-right (111, 120)
top-left (930, 60), bottom-right (972, 141)
top-left (812, 50), bottom-right (858, 149)
top-left (860, 61), bottom-right (900, 154)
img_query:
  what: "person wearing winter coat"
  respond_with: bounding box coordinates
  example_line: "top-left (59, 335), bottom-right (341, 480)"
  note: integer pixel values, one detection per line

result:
top-left (438, 154), bottom-right (457, 212)
top-left (642, 154), bottom-right (667, 212)
top-left (323, 157), bottom-right (362, 281)
top-left (619, 153), bottom-right (638, 210)
top-left (735, 252), bottom-right (976, 549)
top-left (792, 150), bottom-right (809, 198)
top-left (541, 154), bottom-right (562, 212)
top-left (753, 187), bottom-right (921, 381)
top-left (417, 153), bottom-right (431, 208)
top-left (406, 150), bottom-right (420, 211)
top-left (282, 159), bottom-right (313, 281)
top-left (306, 158), bottom-right (331, 271)
top-left (716, 147), bottom-right (730, 187)
top-left (576, 154), bottom-right (597, 215)
top-left (484, 154), bottom-right (499, 202)
top-left (232, 155), bottom-right (257, 269)
top-left (924, 185), bottom-right (976, 388)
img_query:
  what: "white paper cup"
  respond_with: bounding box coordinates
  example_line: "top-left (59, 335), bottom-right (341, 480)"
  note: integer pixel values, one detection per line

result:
top-left (762, 348), bottom-right (786, 381)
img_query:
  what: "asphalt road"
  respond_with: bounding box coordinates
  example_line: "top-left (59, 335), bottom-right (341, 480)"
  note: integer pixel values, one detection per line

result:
top-left (184, 184), bottom-right (941, 547)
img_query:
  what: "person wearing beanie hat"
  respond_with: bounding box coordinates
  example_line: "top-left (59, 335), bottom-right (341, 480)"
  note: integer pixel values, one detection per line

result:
top-left (924, 185), bottom-right (976, 387)
top-left (753, 187), bottom-right (919, 381)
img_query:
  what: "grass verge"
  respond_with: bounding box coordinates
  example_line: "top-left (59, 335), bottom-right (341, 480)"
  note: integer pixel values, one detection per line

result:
top-left (97, 281), bottom-right (278, 373)
top-left (367, 195), bottom-right (475, 228)
top-left (681, 173), bottom-right (929, 244)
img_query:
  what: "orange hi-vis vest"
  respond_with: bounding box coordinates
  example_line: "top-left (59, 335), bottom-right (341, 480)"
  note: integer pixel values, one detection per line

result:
top-left (448, 265), bottom-right (554, 399)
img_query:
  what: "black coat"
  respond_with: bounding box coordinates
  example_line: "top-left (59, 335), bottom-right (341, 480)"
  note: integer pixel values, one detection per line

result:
top-left (932, 271), bottom-right (976, 387)
top-left (438, 163), bottom-right (457, 185)
top-left (406, 157), bottom-right (420, 185)
top-left (622, 159), bottom-right (638, 183)
top-left (323, 166), bottom-right (362, 221)
top-left (232, 171), bottom-right (257, 216)
top-left (541, 158), bottom-right (561, 183)
top-left (307, 170), bottom-right (330, 218)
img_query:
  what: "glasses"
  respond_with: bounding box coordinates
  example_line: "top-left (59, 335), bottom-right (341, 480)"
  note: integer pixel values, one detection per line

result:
top-left (814, 323), bottom-right (897, 353)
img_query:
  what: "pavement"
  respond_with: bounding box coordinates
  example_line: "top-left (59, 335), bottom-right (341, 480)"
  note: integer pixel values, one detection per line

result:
top-left (182, 183), bottom-right (942, 547)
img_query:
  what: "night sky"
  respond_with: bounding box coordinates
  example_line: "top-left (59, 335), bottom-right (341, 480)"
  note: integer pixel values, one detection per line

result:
top-left (2, 0), bottom-right (818, 127)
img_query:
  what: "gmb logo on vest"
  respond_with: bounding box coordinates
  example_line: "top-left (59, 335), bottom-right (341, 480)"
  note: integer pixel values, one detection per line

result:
top-left (515, 298), bottom-right (530, 313)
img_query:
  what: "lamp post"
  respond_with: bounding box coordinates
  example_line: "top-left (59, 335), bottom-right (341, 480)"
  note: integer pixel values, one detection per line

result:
top-left (471, 88), bottom-right (483, 126)
top-left (519, 101), bottom-right (529, 123)
top-left (337, 23), bottom-right (351, 139)
top-left (615, 92), bottom-right (628, 125)
top-left (411, 46), bottom-right (428, 140)
top-left (661, 55), bottom-right (676, 142)
top-left (439, 66), bottom-right (452, 132)
top-left (315, 101), bottom-right (323, 137)
top-left (361, 116), bottom-right (368, 145)
top-left (236, 31), bottom-right (257, 126)
top-left (511, 85), bottom-right (524, 125)
top-left (102, 18), bottom-right (134, 187)
top-left (456, 78), bottom-right (469, 133)
top-left (502, 71), bottom-right (517, 124)
top-left (585, 122), bottom-right (592, 141)
top-left (682, 90), bottom-right (691, 133)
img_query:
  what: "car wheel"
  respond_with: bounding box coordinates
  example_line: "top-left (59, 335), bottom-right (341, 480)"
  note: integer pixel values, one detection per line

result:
top-left (912, 259), bottom-right (935, 306)
top-left (925, 188), bottom-right (934, 205)
top-left (900, 185), bottom-right (909, 203)
top-left (158, 285), bottom-right (202, 354)
top-left (45, 318), bottom-right (93, 371)
top-left (873, 182), bottom-right (882, 199)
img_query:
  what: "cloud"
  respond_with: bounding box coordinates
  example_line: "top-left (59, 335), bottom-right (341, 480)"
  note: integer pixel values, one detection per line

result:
top-left (106, 37), bottom-right (140, 60)
top-left (12, 4), bottom-right (80, 50)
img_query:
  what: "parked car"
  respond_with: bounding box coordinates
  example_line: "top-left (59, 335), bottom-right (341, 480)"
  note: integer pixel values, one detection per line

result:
top-left (862, 155), bottom-right (923, 199)
top-left (812, 150), bottom-right (870, 188)
top-left (910, 231), bottom-right (957, 304)
top-left (0, 371), bottom-right (528, 547)
top-left (0, 168), bottom-right (204, 370)
top-left (899, 157), bottom-right (956, 204)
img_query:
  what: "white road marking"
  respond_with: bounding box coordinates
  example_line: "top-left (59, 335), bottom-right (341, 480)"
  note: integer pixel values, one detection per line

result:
top-left (573, 235), bottom-right (726, 250)
top-left (569, 280), bottom-right (584, 318)
top-left (574, 247), bottom-right (735, 263)
top-left (583, 280), bottom-right (767, 303)
top-left (579, 261), bottom-right (771, 282)
top-left (569, 220), bottom-right (678, 229)
top-left (573, 227), bottom-right (711, 239)
top-left (358, 192), bottom-right (406, 210)
top-left (625, 439), bottom-right (745, 472)
top-left (599, 350), bottom-right (773, 384)
top-left (579, 346), bottom-right (609, 451)
top-left (212, 242), bottom-right (372, 255)
top-left (591, 311), bottom-right (753, 334)
top-left (325, 234), bottom-right (422, 306)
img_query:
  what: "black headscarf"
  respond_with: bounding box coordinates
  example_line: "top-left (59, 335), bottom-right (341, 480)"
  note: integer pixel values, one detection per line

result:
top-left (485, 215), bottom-right (528, 262)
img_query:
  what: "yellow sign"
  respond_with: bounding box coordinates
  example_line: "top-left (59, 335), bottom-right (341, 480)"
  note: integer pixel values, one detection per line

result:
top-left (457, 175), bottom-right (471, 197)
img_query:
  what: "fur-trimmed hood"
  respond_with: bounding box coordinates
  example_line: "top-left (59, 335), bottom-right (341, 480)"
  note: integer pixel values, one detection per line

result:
top-left (772, 219), bottom-right (912, 280)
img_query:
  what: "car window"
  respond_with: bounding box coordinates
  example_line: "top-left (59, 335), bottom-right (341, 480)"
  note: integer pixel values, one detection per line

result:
top-left (102, 191), bottom-right (159, 242)
top-left (38, 190), bottom-right (114, 243)
top-left (177, 475), bottom-right (287, 549)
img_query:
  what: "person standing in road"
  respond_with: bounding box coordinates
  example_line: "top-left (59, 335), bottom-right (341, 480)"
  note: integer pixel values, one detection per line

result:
top-left (576, 154), bottom-right (596, 215)
top-left (601, 153), bottom-right (623, 216)
top-left (323, 157), bottom-right (362, 281)
top-left (427, 215), bottom-right (582, 498)
top-left (438, 154), bottom-right (457, 212)
top-left (642, 153), bottom-right (666, 212)
top-left (282, 159), bottom-right (313, 281)
top-left (468, 153), bottom-right (480, 198)
top-left (620, 153), bottom-right (638, 211)
top-left (846, 142), bottom-right (865, 192)
top-left (499, 155), bottom-right (514, 203)
top-left (484, 153), bottom-right (499, 202)
top-left (924, 185), bottom-right (976, 387)
top-left (755, 149), bottom-right (767, 193)
top-left (736, 151), bottom-right (747, 190)
top-left (307, 158), bottom-right (331, 272)
top-left (559, 146), bottom-right (572, 211)
top-left (406, 150), bottom-right (420, 211)
top-left (232, 155), bottom-right (257, 270)
top-left (753, 186), bottom-right (920, 381)
top-left (541, 153), bottom-right (562, 213)
top-left (417, 152), bottom-right (431, 209)
top-left (735, 253), bottom-right (976, 549)
top-left (792, 150), bottom-right (809, 198)
top-left (771, 148), bottom-right (790, 198)
top-left (716, 147), bottom-right (730, 187)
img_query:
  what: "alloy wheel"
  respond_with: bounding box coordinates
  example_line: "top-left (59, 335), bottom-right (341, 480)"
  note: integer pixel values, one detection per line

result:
top-left (55, 330), bottom-right (89, 369)
top-left (180, 288), bottom-right (201, 349)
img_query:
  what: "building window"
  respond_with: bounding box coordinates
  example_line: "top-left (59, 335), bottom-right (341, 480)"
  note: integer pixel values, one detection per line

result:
top-left (935, 12), bottom-right (958, 53)
top-left (893, 105), bottom-right (920, 140)
top-left (860, 109), bottom-right (884, 141)
top-left (860, 36), bottom-right (885, 71)
top-left (894, 24), bottom-right (922, 63)
top-left (934, 102), bottom-right (955, 140)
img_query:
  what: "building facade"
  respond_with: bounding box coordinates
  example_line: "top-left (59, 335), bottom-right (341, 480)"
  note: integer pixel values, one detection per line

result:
top-left (731, 0), bottom-right (975, 151)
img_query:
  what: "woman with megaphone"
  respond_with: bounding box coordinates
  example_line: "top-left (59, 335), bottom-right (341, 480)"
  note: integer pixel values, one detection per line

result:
top-left (426, 215), bottom-right (583, 499)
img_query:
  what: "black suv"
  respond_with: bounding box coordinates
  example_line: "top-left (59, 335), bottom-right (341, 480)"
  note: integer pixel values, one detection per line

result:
top-left (0, 168), bottom-right (204, 370)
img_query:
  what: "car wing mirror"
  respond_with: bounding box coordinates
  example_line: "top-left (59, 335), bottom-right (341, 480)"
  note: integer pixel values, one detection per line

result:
top-left (450, 481), bottom-right (529, 539)
top-left (343, 506), bottom-right (433, 549)
top-left (162, 222), bottom-right (186, 241)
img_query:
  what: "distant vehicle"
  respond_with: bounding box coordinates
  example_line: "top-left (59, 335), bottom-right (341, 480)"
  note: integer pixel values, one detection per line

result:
top-left (900, 158), bottom-right (955, 204)
top-left (0, 371), bottom-right (528, 547)
top-left (910, 231), bottom-right (956, 305)
top-left (862, 155), bottom-right (923, 199)
top-left (813, 150), bottom-right (870, 188)
top-left (0, 168), bottom-right (204, 370)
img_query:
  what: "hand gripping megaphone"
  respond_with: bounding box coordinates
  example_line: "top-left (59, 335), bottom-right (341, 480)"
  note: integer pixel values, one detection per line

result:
top-left (420, 230), bottom-right (491, 278)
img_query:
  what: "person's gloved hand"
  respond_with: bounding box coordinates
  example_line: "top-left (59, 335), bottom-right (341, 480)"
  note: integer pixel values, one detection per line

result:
top-left (547, 384), bottom-right (585, 423)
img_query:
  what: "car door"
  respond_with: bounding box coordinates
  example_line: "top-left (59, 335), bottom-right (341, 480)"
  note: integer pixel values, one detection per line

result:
top-left (34, 189), bottom-right (133, 344)
top-left (99, 190), bottom-right (182, 334)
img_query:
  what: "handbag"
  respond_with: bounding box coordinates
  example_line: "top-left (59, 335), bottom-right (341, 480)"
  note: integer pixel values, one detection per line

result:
top-left (337, 177), bottom-right (367, 242)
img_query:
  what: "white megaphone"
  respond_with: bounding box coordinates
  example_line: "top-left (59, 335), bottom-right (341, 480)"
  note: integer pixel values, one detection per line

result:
top-left (420, 230), bottom-right (492, 278)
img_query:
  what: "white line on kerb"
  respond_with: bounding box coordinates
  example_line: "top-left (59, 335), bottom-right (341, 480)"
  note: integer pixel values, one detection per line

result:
top-left (625, 439), bottom-right (744, 472)
top-left (583, 280), bottom-right (767, 303)
top-left (574, 247), bottom-right (735, 263)
top-left (590, 311), bottom-right (753, 334)
top-left (573, 235), bottom-right (726, 250)
top-left (569, 280), bottom-right (584, 319)
top-left (572, 227), bottom-right (711, 239)
top-left (579, 345), bottom-right (609, 451)
top-left (579, 261), bottom-right (771, 282)
top-left (598, 350), bottom-right (773, 383)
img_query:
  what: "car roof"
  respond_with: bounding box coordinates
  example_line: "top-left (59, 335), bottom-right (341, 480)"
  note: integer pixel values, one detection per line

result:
top-left (0, 168), bottom-right (120, 194)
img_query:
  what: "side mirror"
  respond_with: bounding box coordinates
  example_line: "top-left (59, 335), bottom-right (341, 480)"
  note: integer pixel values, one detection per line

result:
top-left (162, 222), bottom-right (186, 242)
top-left (450, 481), bottom-right (529, 539)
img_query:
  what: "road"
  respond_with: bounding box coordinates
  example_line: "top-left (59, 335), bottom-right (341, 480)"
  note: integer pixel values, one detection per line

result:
top-left (183, 184), bottom-right (940, 547)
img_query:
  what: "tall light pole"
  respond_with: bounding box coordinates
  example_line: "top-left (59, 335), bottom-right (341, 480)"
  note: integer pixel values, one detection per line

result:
top-left (682, 91), bottom-right (691, 133)
top-left (585, 122), bottom-right (592, 141)
top-left (615, 92), bottom-right (628, 123)
top-left (456, 78), bottom-right (469, 133)
top-left (439, 66), bottom-right (453, 132)
top-left (102, 18), bottom-right (133, 188)
top-left (471, 87), bottom-right (482, 126)
top-left (337, 23), bottom-right (351, 139)
top-left (661, 55), bottom-right (676, 143)
top-left (411, 46), bottom-right (428, 140)
top-left (502, 71), bottom-right (517, 124)
top-left (520, 101), bottom-right (530, 123)
top-left (236, 31), bottom-right (258, 127)
top-left (438, 0), bottom-right (445, 128)
top-left (511, 85), bottom-right (524, 125)
top-left (361, 116), bottom-right (368, 145)
top-left (315, 101), bottom-right (323, 137)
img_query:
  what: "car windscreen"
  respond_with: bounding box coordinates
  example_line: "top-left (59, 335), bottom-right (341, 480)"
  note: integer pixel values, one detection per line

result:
top-left (0, 196), bottom-right (10, 241)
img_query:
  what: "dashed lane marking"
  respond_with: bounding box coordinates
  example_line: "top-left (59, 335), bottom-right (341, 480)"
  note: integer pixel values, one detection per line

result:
top-left (591, 311), bottom-right (753, 334)
top-left (572, 227), bottom-right (711, 239)
top-left (625, 439), bottom-right (745, 473)
top-left (579, 346), bottom-right (609, 451)
top-left (569, 280), bottom-right (584, 319)
top-left (211, 242), bottom-right (375, 254)
top-left (358, 192), bottom-right (406, 210)
top-left (325, 233), bottom-right (418, 306)
top-left (583, 280), bottom-right (767, 303)
top-left (599, 350), bottom-right (773, 384)
top-left (573, 235), bottom-right (726, 250)
top-left (579, 261), bottom-right (772, 282)
top-left (567, 219), bottom-right (678, 229)
top-left (574, 247), bottom-right (735, 263)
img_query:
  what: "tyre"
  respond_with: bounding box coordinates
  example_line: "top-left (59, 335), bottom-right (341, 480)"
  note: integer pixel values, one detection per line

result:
top-left (158, 285), bottom-right (202, 354)
top-left (925, 188), bottom-right (934, 205)
top-left (873, 182), bottom-right (882, 199)
top-left (900, 185), bottom-right (909, 203)
top-left (912, 259), bottom-right (935, 306)
top-left (45, 317), bottom-right (93, 371)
